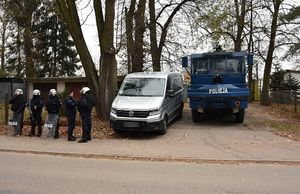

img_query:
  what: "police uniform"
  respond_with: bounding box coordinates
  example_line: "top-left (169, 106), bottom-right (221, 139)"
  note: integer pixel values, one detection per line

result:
top-left (78, 88), bottom-right (94, 143)
top-left (46, 94), bottom-right (61, 138)
top-left (65, 96), bottom-right (77, 141)
top-left (9, 89), bottom-right (26, 136)
top-left (29, 94), bottom-right (44, 137)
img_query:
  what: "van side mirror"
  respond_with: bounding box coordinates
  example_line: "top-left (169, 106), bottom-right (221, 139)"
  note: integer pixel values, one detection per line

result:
top-left (167, 90), bottom-right (175, 98)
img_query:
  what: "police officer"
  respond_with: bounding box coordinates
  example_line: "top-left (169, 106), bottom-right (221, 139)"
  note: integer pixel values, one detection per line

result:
top-left (29, 89), bottom-right (44, 137)
top-left (78, 87), bottom-right (95, 143)
top-left (9, 89), bottom-right (26, 136)
top-left (64, 90), bottom-right (77, 141)
top-left (46, 89), bottom-right (62, 138)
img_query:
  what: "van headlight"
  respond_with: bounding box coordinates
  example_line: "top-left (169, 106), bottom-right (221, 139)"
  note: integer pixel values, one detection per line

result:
top-left (111, 107), bottom-right (117, 114)
top-left (149, 109), bottom-right (161, 116)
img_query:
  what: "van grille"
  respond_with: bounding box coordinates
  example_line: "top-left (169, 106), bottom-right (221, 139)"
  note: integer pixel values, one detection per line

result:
top-left (116, 110), bottom-right (150, 118)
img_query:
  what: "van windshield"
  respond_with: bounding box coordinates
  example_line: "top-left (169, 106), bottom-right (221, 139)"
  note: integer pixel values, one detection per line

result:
top-left (119, 78), bottom-right (166, 97)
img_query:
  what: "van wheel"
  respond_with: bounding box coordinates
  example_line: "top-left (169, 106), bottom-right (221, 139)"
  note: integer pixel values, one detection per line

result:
top-left (158, 116), bottom-right (168, 135)
top-left (236, 109), bottom-right (245, 123)
top-left (192, 109), bottom-right (200, 122)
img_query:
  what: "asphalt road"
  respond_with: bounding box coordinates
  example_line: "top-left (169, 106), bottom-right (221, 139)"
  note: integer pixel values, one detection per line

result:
top-left (0, 152), bottom-right (299, 194)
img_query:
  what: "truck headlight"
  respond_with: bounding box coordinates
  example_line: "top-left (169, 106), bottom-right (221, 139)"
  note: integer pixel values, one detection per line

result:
top-left (111, 107), bottom-right (117, 114)
top-left (149, 109), bottom-right (161, 116)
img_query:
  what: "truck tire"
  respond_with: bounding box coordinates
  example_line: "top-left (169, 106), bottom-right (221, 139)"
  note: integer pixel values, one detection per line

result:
top-left (236, 109), bottom-right (245, 123)
top-left (192, 109), bottom-right (200, 122)
top-left (158, 116), bottom-right (168, 135)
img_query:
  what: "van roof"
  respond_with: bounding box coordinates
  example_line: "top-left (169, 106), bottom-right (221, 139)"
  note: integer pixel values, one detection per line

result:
top-left (126, 72), bottom-right (181, 79)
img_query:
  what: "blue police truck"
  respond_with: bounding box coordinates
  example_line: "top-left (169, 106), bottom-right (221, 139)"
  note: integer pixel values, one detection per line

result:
top-left (182, 51), bottom-right (253, 123)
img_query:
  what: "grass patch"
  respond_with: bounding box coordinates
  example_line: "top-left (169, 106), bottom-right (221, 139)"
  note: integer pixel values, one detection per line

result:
top-left (265, 120), bottom-right (300, 141)
top-left (0, 104), bottom-right (12, 124)
top-left (265, 120), bottom-right (299, 131)
top-left (0, 103), bottom-right (48, 124)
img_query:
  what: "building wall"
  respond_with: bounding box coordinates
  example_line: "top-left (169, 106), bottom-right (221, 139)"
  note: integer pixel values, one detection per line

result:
top-left (57, 81), bottom-right (65, 93)
top-left (291, 72), bottom-right (300, 82)
top-left (65, 82), bottom-right (88, 99)
top-left (32, 82), bottom-right (57, 101)
top-left (0, 79), bottom-right (26, 103)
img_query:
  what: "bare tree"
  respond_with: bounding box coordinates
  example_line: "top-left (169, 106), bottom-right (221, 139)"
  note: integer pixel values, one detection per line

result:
top-left (125, 0), bottom-right (146, 73)
top-left (57, 0), bottom-right (117, 120)
top-left (149, 0), bottom-right (193, 71)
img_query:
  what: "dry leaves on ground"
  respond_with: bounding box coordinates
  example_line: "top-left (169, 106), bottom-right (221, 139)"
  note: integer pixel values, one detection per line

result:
top-left (0, 114), bottom-right (115, 139)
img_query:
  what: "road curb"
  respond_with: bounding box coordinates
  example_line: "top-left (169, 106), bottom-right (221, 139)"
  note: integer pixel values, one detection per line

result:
top-left (1, 148), bottom-right (300, 166)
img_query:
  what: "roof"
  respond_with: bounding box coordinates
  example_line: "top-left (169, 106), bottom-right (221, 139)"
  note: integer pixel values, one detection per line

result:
top-left (285, 70), bottom-right (300, 74)
top-left (26, 76), bottom-right (125, 83)
top-left (25, 76), bottom-right (87, 83)
top-left (125, 72), bottom-right (181, 79)
top-left (0, 77), bottom-right (25, 83)
top-left (190, 51), bottom-right (246, 59)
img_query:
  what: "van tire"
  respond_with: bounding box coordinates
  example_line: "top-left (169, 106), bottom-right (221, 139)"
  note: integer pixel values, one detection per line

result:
top-left (192, 109), bottom-right (200, 122)
top-left (236, 109), bottom-right (245, 123)
top-left (158, 116), bottom-right (168, 135)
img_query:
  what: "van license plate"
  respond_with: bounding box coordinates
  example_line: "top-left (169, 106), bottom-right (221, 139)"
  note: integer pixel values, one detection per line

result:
top-left (124, 122), bottom-right (139, 128)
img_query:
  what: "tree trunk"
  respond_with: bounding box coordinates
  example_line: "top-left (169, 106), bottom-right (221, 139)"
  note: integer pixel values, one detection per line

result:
top-left (95, 0), bottom-right (117, 120)
top-left (125, 1), bottom-right (135, 73)
top-left (56, 0), bottom-right (101, 116)
top-left (52, 15), bottom-right (58, 77)
top-left (23, 15), bottom-right (35, 78)
top-left (247, 0), bottom-right (253, 101)
top-left (149, 0), bottom-right (161, 71)
top-left (0, 19), bottom-right (7, 72)
top-left (132, 0), bottom-right (146, 72)
top-left (261, 0), bottom-right (282, 106)
top-left (17, 25), bottom-right (22, 77)
top-left (234, 0), bottom-right (246, 51)
top-left (149, 0), bottom-right (191, 71)
top-left (99, 51), bottom-right (117, 120)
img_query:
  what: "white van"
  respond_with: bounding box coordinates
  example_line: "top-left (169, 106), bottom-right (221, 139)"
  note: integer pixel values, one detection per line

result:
top-left (110, 72), bottom-right (184, 135)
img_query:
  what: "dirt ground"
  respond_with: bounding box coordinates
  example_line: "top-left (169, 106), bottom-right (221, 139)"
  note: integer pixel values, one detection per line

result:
top-left (0, 102), bottom-right (299, 141)
top-left (247, 102), bottom-right (300, 141)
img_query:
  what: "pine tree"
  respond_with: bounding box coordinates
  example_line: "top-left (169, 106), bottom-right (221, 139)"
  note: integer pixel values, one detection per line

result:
top-left (284, 73), bottom-right (300, 90)
top-left (32, 1), bottom-right (80, 77)
top-left (270, 64), bottom-right (285, 91)
top-left (5, 22), bottom-right (25, 78)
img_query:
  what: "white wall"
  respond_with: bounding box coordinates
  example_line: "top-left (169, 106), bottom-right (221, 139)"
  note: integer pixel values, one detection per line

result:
top-left (57, 81), bottom-right (65, 93)
top-left (291, 72), bottom-right (300, 82)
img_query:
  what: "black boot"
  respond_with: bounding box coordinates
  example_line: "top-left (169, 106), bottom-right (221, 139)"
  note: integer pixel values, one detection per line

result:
top-left (78, 139), bottom-right (88, 143)
top-left (37, 126), bottom-right (42, 137)
top-left (29, 126), bottom-right (35, 137)
top-left (68, 136), bottom-right (76, 141)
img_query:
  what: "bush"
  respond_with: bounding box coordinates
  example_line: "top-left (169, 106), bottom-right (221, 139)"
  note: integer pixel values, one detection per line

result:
top-left (57, 90), bottom-right (69, 116)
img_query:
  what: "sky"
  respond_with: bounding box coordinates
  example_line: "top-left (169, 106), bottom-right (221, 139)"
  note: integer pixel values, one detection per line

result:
top-left (77, 0), bottom-right (299, 77)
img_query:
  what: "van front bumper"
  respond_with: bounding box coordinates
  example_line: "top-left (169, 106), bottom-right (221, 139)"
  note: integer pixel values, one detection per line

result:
top-left (110, 112), bottom-right (162, 131)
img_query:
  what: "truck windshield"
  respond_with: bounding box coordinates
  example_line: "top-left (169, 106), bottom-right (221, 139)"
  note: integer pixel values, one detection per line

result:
top-left (193, 57), bottom-right (242, 74)
top-left (119, 78), bottom-right (166, 97)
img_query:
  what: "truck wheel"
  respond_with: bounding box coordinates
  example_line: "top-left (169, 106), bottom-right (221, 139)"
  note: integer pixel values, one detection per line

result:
top-left (158, 116), bottom-right (168, 135)
top-left (236, 109), bottom-right (245, 123)
top-left (192, 109), bottom-right (200, 122)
